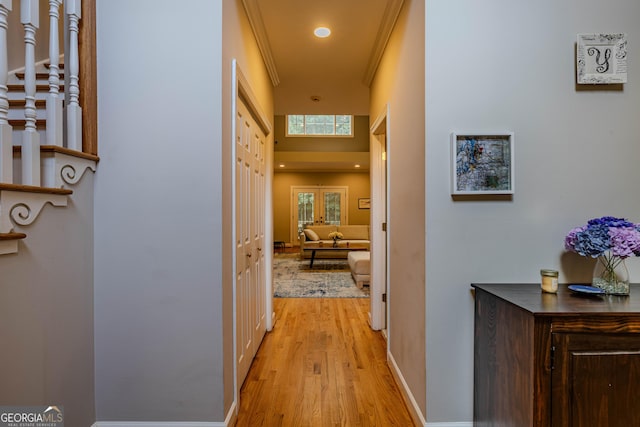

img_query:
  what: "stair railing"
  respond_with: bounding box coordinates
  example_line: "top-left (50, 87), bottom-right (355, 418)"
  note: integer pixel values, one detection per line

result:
top-left (0, 0), bottom-right (96, 254)
top-left (0, 0), bottom-right (87, 187)
top-left (0, 0), bottom-right (12, 183)
top-left (21, 0), bottom-right (40, 186)
top-left (47, 0), bottom-right (63, 148)
top-left (65, 0), bottom-right (81, 151)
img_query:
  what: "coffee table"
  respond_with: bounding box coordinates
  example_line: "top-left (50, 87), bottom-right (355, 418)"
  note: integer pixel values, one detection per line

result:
top-left (303, 243), bottom-right (368, 268)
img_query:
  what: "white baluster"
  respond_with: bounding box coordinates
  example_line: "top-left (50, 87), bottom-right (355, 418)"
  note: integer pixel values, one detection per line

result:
top-left (65, 0), bottom-right (81, 152)
top-left (46, 0), bottom-right (62, 147)
top-left (0, 1), bottom-right (12, 184)
top-left (21, 0), bottom-right (39, 186)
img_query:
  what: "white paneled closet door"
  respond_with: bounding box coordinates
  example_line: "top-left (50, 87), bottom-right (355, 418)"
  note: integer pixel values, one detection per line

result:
top-left (236, 96), bottom-right (267, 388)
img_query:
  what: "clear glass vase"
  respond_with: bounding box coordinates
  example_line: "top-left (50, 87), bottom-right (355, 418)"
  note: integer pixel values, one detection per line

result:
top-left (592, 253), bottom-right (630, 295)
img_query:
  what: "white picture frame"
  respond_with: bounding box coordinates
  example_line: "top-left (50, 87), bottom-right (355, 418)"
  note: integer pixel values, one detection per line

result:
top-left (577, 33), bottom-right (627, 84)
top-left (451, 132), bottom-right (514, 196)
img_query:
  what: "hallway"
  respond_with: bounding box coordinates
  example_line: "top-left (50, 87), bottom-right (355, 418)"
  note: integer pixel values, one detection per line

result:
top-left (236, 298), bottom-right (415, 426)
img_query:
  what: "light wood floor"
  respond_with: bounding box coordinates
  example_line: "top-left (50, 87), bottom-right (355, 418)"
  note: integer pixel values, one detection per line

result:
top-left (235, 298), bottom-right (415, 426)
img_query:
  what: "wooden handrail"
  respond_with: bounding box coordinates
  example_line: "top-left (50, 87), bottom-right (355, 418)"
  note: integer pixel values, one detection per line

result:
top-left (80, 0), bottom-right (97, 156)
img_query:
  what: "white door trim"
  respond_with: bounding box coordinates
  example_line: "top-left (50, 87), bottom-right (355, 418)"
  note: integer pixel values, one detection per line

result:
top-left (369, 104), bottom-right (389, 332)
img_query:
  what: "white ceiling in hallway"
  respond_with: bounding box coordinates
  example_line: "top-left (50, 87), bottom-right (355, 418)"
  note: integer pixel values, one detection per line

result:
top-left (243, 0), bottom-right (404, 115)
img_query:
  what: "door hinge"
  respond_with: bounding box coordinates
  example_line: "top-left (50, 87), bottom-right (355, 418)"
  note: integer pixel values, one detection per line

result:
top-left (550, 345), bottom-right (555, 370)
top-left (382, 222), bottom-right (387, 232)
top-left (382, 293), bottom-right (387, 302)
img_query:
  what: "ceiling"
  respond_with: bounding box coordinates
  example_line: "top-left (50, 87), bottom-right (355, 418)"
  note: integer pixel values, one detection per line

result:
top-left (242, 0), bottom-right (404, 171)
top-left (243, 0), bottom-right (403, 114)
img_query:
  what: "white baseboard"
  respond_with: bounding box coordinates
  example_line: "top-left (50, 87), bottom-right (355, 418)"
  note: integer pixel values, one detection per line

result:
top-left (92, 402), bottom-right (237, 427)
top-left (426, 423), bottom-right (473, 427)
top-left (387, 350), bottom-right (427, 426)
top-left (386, 353), bottom-right (472, 427)
top-left (92, 422), bottom-right (224, 427)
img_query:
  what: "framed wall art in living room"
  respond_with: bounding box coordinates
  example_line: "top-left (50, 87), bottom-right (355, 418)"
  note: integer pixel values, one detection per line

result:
top-left (358, 198), bottom-right (371, 209)
top-left (451, 132), bottom-right (514, 196)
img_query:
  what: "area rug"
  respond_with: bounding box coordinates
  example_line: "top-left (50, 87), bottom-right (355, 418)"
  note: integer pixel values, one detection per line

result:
top-left (273, 254), bottom-right (369, 298)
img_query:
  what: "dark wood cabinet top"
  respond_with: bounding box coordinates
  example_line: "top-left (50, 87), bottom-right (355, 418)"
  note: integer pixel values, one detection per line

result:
top-left (472, 283), bottom-right (640, 316)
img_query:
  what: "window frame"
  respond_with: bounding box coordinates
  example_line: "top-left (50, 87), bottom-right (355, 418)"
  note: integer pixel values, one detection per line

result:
top-left (285, 114), bottom-right (354, 137)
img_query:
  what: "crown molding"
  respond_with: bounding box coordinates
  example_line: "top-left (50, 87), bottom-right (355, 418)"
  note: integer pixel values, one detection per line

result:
top-left (242, 0), bottom-right (280, 87)
top-left (362, 0), bottom-right (404, 87)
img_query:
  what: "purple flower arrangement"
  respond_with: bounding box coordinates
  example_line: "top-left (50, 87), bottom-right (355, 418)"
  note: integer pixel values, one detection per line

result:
top-left (565, 216), bottom-right (640, 258)
top-left (565, 216), bottom-right (640, 294)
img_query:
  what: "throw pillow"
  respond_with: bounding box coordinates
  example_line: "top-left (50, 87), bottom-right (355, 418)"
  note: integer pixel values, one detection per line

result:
top-left (303, 229), bottom-right (320, 241)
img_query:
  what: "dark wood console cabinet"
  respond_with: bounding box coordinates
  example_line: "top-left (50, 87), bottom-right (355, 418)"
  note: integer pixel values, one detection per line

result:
top-left (472, 283), bottom-right (640, 427)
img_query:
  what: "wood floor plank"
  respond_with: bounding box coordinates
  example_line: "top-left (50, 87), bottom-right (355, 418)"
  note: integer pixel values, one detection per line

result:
top-left (236, 298), bottom-right (415, 426)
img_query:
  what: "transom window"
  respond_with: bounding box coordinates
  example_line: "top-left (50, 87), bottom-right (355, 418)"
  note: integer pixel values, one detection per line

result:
top-left (286, 115), bottom-right (353, 136)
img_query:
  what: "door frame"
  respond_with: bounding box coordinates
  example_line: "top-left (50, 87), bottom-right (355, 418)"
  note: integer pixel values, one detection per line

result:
top-left (231, 60), bottom-right (274, 408)
top-left (370, 104), bottom-right (390, 333)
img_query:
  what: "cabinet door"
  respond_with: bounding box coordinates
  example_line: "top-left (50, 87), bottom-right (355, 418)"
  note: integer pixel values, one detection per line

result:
top-left (552, 333), bottom-right (640, 426)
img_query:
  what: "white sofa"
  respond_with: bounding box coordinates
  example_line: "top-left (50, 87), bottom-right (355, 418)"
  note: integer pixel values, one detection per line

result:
top-left (348, 251), bottom-right (370, 288)
top-left (299, 224), bottom-right (370, 259)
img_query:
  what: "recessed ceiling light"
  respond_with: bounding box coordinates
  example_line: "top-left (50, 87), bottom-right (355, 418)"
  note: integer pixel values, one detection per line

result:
top-left (279, 164), bottom-right (285, 168)
top-left (314, 27), bottom-right (331, 38)
top-left (354, 164), bottom-right (361, 168)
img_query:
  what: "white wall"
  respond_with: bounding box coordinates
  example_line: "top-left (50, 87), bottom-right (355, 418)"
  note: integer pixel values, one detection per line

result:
top-left (0, 175), bottom-right (95, 427)
top-left (426, 0), bottom-right (640, 422)
top-left (94, 0), bottom-right (224, 421)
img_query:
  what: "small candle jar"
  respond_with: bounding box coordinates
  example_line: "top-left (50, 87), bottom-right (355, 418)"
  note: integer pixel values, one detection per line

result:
top-left (540, 269), bottom-right (559, 293)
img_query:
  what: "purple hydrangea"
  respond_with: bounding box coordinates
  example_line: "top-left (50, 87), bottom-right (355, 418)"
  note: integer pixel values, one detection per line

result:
top-left (564, 226), bottom-right (585, 251)
top-left (565, 216), bottom-right (640, 259)
top-left (609, 227), bottom-right (640, 258)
